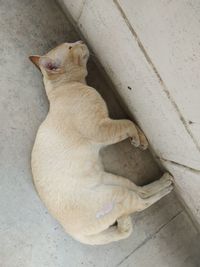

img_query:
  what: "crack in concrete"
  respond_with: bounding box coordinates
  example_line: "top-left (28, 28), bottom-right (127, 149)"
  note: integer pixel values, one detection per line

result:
top-left (116, 210), bottom-right (183, 266)
top-left (77, 0), bottom-right (87, 22)
top-left (157, 156), bottom-right (200, 173)
top-left (113, 0), bottom-right (200, 155)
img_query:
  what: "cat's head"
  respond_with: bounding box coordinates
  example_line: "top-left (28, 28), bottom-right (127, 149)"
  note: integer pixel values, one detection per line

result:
top-left (29, 40), bottom-right (89, 84)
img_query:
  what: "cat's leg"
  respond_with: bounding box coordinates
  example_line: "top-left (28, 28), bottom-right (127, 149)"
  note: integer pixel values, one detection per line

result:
top-left (138, 173), bottom-right (174, 199)
top-left (101, 175), bottom-right (174, 214)
top-left (76, 181), bottom-right (173, 245)
top-left (136, 185), bottom-right (174, 212)
top-left (102, 172), bottom-right (173, 198)
top-left (93, 118), bottom-right (148, 149)
top-left (102, 172), bottom-right (139, 191)
top-left (85, 179), bottom-right (173, 235)
top-left (75, 180), bottom-right (173, 245)
top-left (119, 182), bottom-right (173, 214)
top-left (135, 125), bottom-right (148, 150)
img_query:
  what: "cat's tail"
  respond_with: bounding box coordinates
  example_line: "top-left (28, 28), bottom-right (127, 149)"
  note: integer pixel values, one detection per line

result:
top-left (75, 216), bottom-right (132, 245)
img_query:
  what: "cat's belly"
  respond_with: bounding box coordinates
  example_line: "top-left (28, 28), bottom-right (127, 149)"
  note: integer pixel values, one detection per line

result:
top-left (31, 126), bottom-right (104, 204)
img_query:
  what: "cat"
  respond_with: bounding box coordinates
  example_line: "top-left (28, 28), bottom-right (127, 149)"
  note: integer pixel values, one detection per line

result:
top-left (29, 40), bottom-right (173, 245)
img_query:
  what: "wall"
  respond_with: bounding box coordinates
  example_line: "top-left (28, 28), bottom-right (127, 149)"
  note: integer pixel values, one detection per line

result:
top-left (57, 0), bottom-right (200, 226)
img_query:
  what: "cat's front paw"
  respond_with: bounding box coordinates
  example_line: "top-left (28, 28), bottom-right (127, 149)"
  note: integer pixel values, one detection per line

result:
top-left (138, 132), bottom-right (148, 150)
top-left (130, 127), bottom-right (148, 150)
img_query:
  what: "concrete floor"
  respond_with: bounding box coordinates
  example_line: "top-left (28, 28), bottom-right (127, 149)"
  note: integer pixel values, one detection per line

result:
top-left (0, 0), bottom-right (199, 266)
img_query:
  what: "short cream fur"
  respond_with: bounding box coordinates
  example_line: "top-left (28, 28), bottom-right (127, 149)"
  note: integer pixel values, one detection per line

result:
top-left (30, 41), bottom-right (174, 245)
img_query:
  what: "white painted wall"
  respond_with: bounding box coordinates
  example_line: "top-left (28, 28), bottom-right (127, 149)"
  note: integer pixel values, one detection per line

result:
top-left (58, 0), bottom-right (200, 226)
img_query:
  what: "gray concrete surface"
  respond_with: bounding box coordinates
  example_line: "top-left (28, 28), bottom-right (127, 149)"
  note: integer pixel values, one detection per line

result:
top-left (0, 0), bottom-right (199, 266)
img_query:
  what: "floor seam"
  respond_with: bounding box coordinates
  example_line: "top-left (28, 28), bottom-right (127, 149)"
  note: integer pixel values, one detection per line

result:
top-left (157, 156), bottom-right (200, 173)
top-left (77, 0), bottom-right (87, 22)
top-left (116, 210), bottom-right (183, 266)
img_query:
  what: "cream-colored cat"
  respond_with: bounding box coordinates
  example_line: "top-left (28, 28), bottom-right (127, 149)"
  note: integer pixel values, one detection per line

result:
top-left (30, 41), bottom-right (173, 245)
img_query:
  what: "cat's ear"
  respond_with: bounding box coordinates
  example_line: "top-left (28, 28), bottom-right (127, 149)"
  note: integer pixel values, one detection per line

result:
top-left (69, 46), bottom-right (82, 66)
top-left (29, 55), bottom-right (41, 69)
top-left (29, 55), bottom-right (64, 74)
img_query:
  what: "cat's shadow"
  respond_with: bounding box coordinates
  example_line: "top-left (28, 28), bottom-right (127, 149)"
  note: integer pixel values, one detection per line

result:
top-left (87, 59), bottom-right (162, 186)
